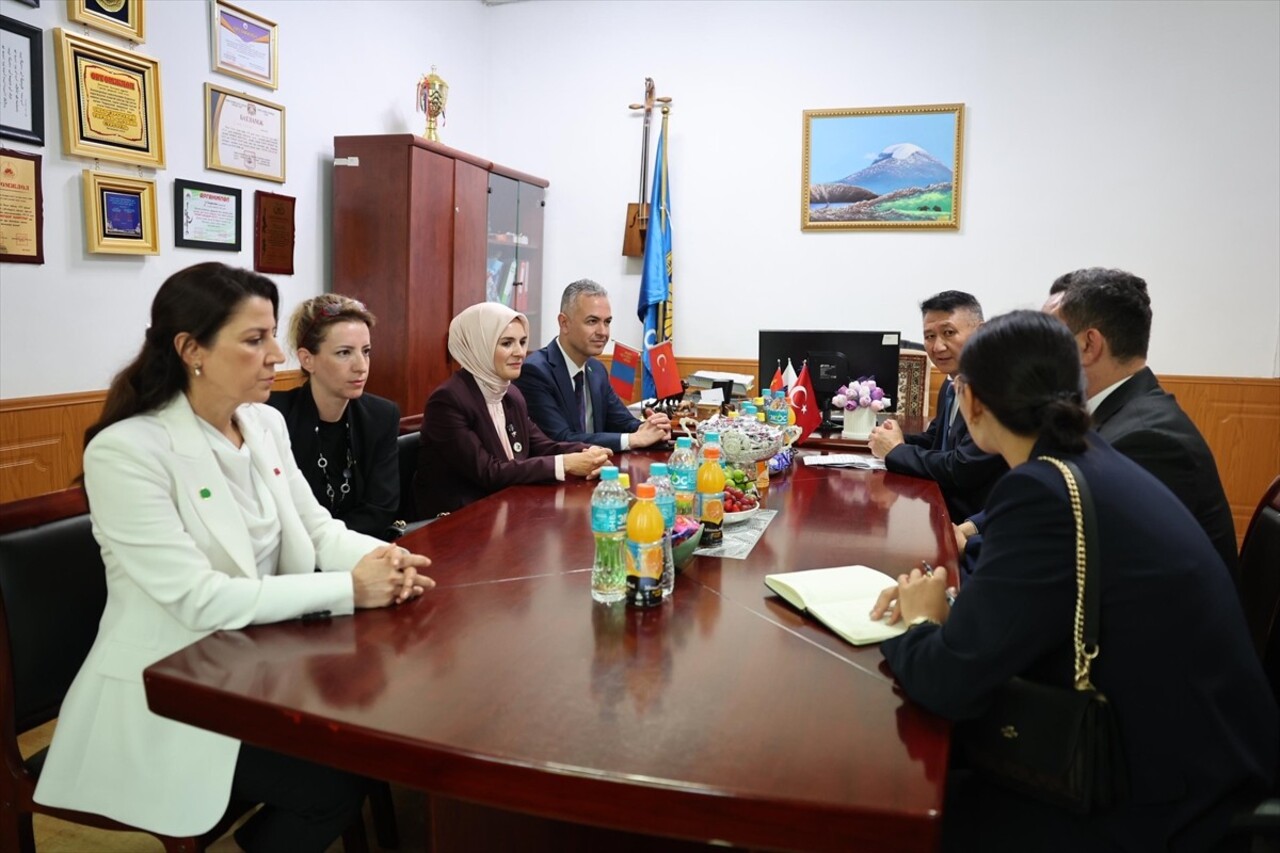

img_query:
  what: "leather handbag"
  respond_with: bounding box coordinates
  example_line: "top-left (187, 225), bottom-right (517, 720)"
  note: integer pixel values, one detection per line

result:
top-left (959, 456), bottom-right (1128, 814)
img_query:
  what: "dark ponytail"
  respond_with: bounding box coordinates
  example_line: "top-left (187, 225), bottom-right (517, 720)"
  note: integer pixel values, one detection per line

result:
top-left (85, 263), bottom-right (279, 447)
top-left (959, 310), bottom-right (1090, 453)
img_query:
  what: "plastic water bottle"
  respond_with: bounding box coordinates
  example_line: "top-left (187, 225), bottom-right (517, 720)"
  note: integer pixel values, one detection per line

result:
top-left (698, 431), bottom-right (723, 469)
top-left (754, 396), bottom-right (768, 422)
top-left (668, 437), bottom-right (697, 516)
top-left (649, 463), bottom-right (677, 599)
top-left (697, 446), bottom-right (727, 548)
top-left (590, 467), bottom-right (628, 603)
top-left (625, 483), bottom-right (666, 607)
top-left (767, 390), bottom-right (790, 427)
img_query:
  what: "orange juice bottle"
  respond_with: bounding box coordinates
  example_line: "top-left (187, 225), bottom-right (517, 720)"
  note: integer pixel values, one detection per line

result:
top-left (696, 446), bottom-right (727, 547)
top-left (626, 482), bottom-right (666, 607)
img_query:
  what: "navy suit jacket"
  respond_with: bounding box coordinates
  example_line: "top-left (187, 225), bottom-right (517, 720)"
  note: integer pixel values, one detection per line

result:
top-left (267, 386), bottom-right (401, 540)
top-left (513, 340), bottom-right (642, 453)
top-left (884, 379), bottom-right (1007, 521)
top-left (883, 435), bottom-right (1276, 849)
top-left (413, 370), bottom-right (589, 517)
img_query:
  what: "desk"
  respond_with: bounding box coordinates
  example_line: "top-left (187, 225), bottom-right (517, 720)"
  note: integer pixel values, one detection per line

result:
top-left (144, 452), bottom-right (957, 852)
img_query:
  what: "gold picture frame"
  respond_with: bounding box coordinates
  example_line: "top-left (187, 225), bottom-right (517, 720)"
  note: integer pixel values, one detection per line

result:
top-left (802, 103), bottom-right (964, 231)
top-left (53, 29), bottom-right (165, 168)
top-left (67, 0), bottom-right (146, 44)
top-left (210, 0), bottom-right (278, 90)
top-left (204, 83), bottom-right (285, 183)
top-left (82, 168), bottom-right (158, 254)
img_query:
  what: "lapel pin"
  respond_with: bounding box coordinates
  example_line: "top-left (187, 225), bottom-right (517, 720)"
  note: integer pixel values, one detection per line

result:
top-left (513, 442), bottom-right (523, 453)
top-left (199, 488), bottom-right (212, 499)
top-left (273, 467), bottom-right (281, 476)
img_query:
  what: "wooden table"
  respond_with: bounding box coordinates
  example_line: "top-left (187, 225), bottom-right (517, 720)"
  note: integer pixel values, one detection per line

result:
top-left (144, 451), bottom-right (958, 852)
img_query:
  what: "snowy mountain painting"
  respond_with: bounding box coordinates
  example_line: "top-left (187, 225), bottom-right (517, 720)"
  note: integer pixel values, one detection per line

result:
top-left (802, 105), bottom-right (964, 230)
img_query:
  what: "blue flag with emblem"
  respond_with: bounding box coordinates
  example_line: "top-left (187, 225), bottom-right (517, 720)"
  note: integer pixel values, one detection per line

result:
top-left (638, 119), bottom-right (673, 399)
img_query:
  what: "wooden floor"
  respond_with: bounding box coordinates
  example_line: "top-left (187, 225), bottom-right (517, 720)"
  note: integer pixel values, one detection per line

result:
top-left (19, 720), bottom-right (428, 852)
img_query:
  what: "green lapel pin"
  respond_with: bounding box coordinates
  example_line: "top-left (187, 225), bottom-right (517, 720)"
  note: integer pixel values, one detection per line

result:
top-left (199, 488), bottom-right (212, 499)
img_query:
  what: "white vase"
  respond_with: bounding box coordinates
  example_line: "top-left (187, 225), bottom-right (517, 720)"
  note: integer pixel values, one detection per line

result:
top-left (841, 406), bottom-right (876, 441)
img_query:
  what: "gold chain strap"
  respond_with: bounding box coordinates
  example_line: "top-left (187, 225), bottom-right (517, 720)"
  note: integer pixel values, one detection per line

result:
top-left (1037, 456), bottom-right (1098, 691)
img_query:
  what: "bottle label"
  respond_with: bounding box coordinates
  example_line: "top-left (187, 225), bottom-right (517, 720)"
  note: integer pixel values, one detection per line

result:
top-left (670, 466), bottom-right (696, 493)
top-left (591, 504), bottom-right (627, 533)
top-left (656, 495), bottom-right (676, 528)
top-left (702, 519), bottom-right (723, 547)
top-left (626, 541), bottom-right (665, 607)
top-left (697, 492), bottom-right (724, 525)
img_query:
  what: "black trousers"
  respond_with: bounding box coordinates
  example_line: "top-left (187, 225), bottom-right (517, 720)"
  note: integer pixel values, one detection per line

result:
top-left (230, 743), bottom-right (370, 853)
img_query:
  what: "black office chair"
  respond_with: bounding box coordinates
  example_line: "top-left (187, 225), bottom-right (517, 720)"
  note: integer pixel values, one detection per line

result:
top-left (395, 430), bottom-right (430, 535)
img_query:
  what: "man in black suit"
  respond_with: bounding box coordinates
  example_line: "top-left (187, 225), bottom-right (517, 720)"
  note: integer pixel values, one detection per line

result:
top-left (1048, 268), bottom-right (1239, 577)
top-left (869, 291), bottom-right (1008, 521)
top-left (514, 279), bottom-right (671, 453)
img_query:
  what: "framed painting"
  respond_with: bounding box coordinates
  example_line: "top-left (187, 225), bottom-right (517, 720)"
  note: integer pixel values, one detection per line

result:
top-left (0, 15), bottom-right (44, 145)
top-left (67, 0), bottom-right (145, 43)
top-left (82, 168), bottom-right (158, 254)
top-left (53, 28), bottom-right (165, 168)
top-left (802, 103), bottom-right (964, 231)
top-left (210, 0), bottom-right (277, 90)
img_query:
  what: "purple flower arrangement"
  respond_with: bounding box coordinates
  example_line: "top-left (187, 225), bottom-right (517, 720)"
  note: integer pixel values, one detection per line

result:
top-left (831, 377), bottom-right (891, 412)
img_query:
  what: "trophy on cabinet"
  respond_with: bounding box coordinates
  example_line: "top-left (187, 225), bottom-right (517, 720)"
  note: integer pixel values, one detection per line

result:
top-left (416, 66), bottom-right (449, 142)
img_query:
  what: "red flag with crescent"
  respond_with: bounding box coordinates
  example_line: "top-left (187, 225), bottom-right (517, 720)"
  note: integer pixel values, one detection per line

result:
top-left (648, 340), bottom-right (683, 400)
top-left (789, 362), bottom-right (822, 444)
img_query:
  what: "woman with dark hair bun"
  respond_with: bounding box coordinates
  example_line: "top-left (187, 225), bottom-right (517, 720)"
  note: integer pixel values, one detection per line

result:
top-left (872, 310), bottom-right (1275, 851)
top-left (34, 263), bottom-right (435, 851)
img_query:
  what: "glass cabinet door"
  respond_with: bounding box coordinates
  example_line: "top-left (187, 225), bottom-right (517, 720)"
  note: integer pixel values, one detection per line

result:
top-left (486, 173), bottom-right (545, 347)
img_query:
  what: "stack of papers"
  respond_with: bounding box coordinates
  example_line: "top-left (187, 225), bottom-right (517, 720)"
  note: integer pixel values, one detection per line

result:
top-left (802, 454), bottom-right (886, 470)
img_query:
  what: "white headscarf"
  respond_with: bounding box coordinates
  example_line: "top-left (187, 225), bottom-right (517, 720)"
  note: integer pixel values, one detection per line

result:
top-left (448, 302), bottom-right (529, 404)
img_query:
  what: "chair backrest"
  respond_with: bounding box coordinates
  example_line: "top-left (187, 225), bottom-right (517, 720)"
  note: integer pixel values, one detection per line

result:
top-left (0, 488), bottom-right (106, 736)
top-left (396, 430), bottom-right (421, 523)
top-left (1238, 475), bottom-right (1280, 707)
top-left (897, 349), bottom-right (931, 419)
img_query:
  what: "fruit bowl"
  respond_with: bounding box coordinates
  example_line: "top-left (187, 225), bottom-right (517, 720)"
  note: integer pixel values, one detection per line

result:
top-left (723, 505), bottom-right (760, 525)
top-left (672, 524), bottom-right (704, 569)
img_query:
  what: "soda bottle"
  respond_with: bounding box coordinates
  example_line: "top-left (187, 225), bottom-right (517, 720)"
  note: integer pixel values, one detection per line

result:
top-left (625, 482), bottom-right (666, 607)
top-left (648, 463), bottom-right (677, 599)
top-left (590, 467), bottom-right (628, 603)
top-left (755, 457), bottom-right (771, 495)
top-left (697, 446), bottom-right (727, 547)
top-left (668, 436), bottom-right (697, 516)
top-left (767, 390), bottom-right (790, 427)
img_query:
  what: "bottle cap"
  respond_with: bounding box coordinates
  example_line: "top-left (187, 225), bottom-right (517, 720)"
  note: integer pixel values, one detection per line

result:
top-left (705, 432), bottom-right (720, 442)
top-left (635, 482), bottom-right (656, 499)
top-left (676, 436), bottom-right (692, 449)
top-left (601, 466), bottom-right (619, 480)
top-left (650, 463), bottom-right (668, 476)
top-left (705, 446), bottom-right (721, 460)
top-left (618, 473), bottom-right (631, 489)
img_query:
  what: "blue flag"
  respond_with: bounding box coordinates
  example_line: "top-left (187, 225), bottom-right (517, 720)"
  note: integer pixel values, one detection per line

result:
top-left (638, 121), bottom-right (673, 399)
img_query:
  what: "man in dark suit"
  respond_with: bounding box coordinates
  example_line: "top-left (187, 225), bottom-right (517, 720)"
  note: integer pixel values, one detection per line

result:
top-left (1049, 268), bottom-right (1239, 578)
top-left (868, 291), bottom-right (1007, 521)
top-left (514, 279), bottom-right (672, 453)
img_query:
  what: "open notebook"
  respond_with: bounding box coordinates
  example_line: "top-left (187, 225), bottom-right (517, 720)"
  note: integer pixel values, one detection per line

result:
top-left (765, 564), bottom-right (906, 646)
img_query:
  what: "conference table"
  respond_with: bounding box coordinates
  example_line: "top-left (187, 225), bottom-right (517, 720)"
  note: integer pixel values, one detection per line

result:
top-left (144, 445), bottom-right (959, 852)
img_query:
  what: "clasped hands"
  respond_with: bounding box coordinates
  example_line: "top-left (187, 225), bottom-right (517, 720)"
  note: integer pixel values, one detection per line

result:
top-left (632, 408), bottom-right (673, 449)
top-left (869, 564), bottom-right (953, 626)
top-left (352, 544), bottom-right (434, 609)
top-left (867, 418), bottom-right (905, 459)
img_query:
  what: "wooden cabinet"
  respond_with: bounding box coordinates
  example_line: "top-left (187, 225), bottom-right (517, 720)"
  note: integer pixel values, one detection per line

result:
top-left (331, 134), bottom-right (548, 417)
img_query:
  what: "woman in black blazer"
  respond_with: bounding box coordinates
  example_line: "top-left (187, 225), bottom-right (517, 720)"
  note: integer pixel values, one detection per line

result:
top-left (269, 295), bottom-right (402, 540)
top-left (874, 310), bottom-right (1276, 851)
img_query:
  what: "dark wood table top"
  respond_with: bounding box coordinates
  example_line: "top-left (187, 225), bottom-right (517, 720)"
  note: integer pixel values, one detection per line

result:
top-left (144, 450), bottom-right (957, 853)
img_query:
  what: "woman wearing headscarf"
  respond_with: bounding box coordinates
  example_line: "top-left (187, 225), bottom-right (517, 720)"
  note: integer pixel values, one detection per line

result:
top-left (414, 302), bottom-right (611, 516)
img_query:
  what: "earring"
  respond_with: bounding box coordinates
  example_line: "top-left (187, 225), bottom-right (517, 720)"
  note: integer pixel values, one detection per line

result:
top-left (193, 364), bottom-right (202, 377)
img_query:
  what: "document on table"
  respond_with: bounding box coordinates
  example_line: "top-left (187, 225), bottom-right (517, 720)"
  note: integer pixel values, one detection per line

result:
top-left (803, 454), bottom-right (886, 470)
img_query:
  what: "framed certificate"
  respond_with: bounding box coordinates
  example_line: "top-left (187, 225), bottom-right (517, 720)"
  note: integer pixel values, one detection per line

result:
top-left (0, 148), bottom-right (44, 263)
top-left (204, 83), bottom-right (284, 183)
top-left (1, 16), bottom-right (44, 145)
top-left (53, 29), bottom-right (165, 168)
top-left (253, 189), bottom-right (293, 274)
top-left (67, 0), bottom-right (146, 44)
top-left (82, 169), bottom-right (158, 254)
top-left (174, 178), bottom-right (241, 251)
top-left (210, 0), bottom-right (277, 90)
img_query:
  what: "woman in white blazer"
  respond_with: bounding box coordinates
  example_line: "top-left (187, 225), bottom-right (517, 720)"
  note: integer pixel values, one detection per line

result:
top-left (32, 263), bottom-right (434, 852)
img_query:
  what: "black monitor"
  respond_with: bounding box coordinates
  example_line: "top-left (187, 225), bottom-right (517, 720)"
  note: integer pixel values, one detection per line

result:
top-left (758, 330), bottom-right (902, 430)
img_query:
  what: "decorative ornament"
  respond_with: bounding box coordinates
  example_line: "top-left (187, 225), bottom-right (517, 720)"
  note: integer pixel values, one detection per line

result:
top-left (415, 66), bottom-right (449, 142)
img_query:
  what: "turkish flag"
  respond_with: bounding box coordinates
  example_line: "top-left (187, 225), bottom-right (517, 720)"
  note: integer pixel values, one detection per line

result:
top-left (647, 340), bottom-right (683, 400)
top-left (789, 362), bottom-right (822, 444)
top-left (769, 365), bottom-right (784, 393)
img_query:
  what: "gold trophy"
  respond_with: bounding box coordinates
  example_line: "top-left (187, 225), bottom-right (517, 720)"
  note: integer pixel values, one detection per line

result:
top-left (416, 66), bottom-right (448, 142)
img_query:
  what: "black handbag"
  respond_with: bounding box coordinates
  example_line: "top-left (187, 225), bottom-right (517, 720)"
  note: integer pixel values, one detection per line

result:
top-left (959, 457), bottom-right (1129, 814)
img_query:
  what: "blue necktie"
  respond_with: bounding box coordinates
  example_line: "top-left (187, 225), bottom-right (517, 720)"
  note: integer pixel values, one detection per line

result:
top-left (939, 381), bottom-right (955, 451)
top-left (573, 371), bottom-right (587, 431)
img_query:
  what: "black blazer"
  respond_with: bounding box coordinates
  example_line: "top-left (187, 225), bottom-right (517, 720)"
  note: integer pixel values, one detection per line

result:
top-left (414, 370), bottom-right (589, 517)
top-left (882, 435), bottom-right (1276, 849)
top-left (1093, 367), bottom-right (1239, 579)
top-left (267, 386), bottom-right (401, 540)
top-left (885, 379), bottom-right (1007, 521)
top-left (513, 340), bottom-right (641, 452)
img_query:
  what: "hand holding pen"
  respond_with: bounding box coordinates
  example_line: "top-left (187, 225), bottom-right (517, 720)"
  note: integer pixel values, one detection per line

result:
top-left (921, 561), bottom-right (958, 607)
top-left (870, 560), bottom-right (954, 625)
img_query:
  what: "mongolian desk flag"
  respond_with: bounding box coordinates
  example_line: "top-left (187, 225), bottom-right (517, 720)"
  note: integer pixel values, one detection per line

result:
top-left (610, 343), bottom-right (641, 402)
top-left (789, 361), bottom-right (822, 444)
top-left (638, 119), bottom-right (673, 400)
top-left (647, 340), bottom-right (683, 400)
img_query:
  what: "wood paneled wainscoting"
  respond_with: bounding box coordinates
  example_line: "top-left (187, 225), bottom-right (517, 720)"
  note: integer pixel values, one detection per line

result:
top-left (2, 361), bottom-right (1278, 545)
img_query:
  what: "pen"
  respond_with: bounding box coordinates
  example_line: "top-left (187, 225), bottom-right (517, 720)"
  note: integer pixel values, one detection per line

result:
top-left (921, 561), bottom-right (958, 607)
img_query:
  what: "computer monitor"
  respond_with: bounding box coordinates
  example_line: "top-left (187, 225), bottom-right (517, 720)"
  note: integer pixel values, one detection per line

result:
top-left (758, 330), bottom-right (902, 430)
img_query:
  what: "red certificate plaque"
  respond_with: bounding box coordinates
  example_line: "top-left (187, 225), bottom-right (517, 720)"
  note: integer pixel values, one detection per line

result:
top-left (253, 189), bottom-right (294, 274)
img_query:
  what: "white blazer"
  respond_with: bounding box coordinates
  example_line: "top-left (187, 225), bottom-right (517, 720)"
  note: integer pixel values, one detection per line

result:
top-left (33, 394), bottom-right (385, 836)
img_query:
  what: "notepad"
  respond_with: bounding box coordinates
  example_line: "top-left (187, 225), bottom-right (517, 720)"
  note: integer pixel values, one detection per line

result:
top-left (764, 565), bottom-right (906, 646)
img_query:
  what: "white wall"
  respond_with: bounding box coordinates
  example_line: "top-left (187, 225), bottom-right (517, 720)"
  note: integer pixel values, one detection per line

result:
top-left (2, 0), bottom-right (1277, 400)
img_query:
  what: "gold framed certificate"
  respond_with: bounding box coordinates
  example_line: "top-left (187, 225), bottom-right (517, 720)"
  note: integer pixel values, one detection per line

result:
top-left (211, 0), bottom-right (277, 90)
top-left (53, 29), bottom-right (165, 169)
top-left (204, 83), bottom-right (284, 183)
top-left (82, 169), bottom-right (158, 254)
top-left (67, 0), bottom-right (146, 44)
